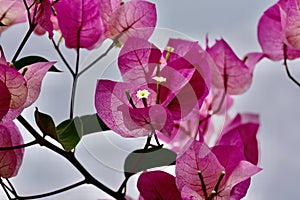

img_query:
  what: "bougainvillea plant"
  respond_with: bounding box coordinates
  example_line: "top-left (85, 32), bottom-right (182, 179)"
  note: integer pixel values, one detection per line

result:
top-left (1, 0), bottom-right (299, 199)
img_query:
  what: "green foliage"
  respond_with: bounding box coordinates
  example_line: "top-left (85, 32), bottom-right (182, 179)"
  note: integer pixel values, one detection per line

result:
top-left (35, 110), bottom-right (108, 151)
top-left (34, 108), bottom-right (58, 140)
top-left (56, 117), bottom-right (83, 152)
top-left (124, 146), bottom-right (177, 178)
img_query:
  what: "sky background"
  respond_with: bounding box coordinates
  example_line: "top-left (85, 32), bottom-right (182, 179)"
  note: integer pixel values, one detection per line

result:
top-left (1, 0), bottom-right (300, 199)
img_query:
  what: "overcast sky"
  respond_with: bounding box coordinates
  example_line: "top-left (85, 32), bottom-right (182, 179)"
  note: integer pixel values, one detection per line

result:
top-left (2, 0), bottom-right (300, 199)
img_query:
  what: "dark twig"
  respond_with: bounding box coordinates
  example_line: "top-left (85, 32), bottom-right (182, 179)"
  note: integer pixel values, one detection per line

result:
top-left (16, 115), bottom-right (125, 200)
top-left (0, 140), bottom-right (37, 151)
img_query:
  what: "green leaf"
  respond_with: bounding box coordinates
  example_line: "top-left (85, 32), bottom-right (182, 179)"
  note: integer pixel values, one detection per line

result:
top-left (80, 114), bottom-right (110, 135)
top-left (124, 146), bottom-right (177, 178)
top-left (14, 56), bottom-right (61, 72)
top-left (34, 108), bottom-right (58, 140)
top-left (56, 117), bottom-right (83, 151)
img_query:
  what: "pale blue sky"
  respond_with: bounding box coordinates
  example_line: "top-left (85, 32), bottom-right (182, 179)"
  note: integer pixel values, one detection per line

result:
top-left (2, 0), bottom-right (300, 199)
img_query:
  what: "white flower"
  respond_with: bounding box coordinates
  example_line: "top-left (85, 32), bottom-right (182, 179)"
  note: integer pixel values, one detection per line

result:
top-left (136, 89), bottom-right (150, 99)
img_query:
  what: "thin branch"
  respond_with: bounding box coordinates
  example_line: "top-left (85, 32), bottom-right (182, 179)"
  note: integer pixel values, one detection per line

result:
top-left (5, 179), bottom-right (18, 197)
top-left (78, 40), bottom-right (116, 77)
top-left (0, 181), bottom-right (13, 200)
top-left (69, 46), bottom-right (80, 119)
top-left (283, 44), bottom-right (300, 88)
top-left (51, 38), bottom-right (74, 76)
top-left (11, 23), bottom-right (37, 63)
top-left (11, 180), bottom-right (86, 200)
top-left (0, 140), bottom-right (37, 151)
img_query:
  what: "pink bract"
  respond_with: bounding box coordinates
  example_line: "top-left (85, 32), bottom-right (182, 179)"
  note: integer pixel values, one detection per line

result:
top-left (0, 63), bottom-right (27, 109)
top-left (206, 39), bottom-right (255, 95)
top-left (54, 0), bottom-right (104, 49)
top-left (0, 0), bottom-right (27, 32)
top-left (35, 0), bottom-right (54, 38)
top-left (95, 38), bottom-right (209, 138)
top-left (19, 61), bottom-right (55, 108)
top-left (0, 49), bottom-right (54, 122)
top-left (284, 0), bottom-right (300, 50)
top-left (101, 0), bottom-right (157, 44)
top-left (258, 0), bottom-right (300, 60)
top-left (176, 140), bottom-right (261, 200)
top-left (0, 121), bottom-right (24, 178)
top-left (118, 37), bottom-right (162, 84)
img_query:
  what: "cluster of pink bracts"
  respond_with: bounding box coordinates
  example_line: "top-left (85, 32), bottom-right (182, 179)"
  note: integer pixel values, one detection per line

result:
top-left (0, 0), bottom-right (299, 199)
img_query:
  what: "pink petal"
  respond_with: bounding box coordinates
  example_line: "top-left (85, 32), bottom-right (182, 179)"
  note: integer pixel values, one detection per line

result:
top-left (0, 0), bottom-right (27, 32)
top-left (106, 0), bottom-right (157, 44)
top-left (19, 62), bottom-right (55, 108)
top-left (257, 0), bottom-right (300, 60)
top-left (54, 0), bottom-right (104, 49)
top-left (206, 39), bottom-right (252, 95)
top-left (35, 0), bottom-right (54, 38)
top-left (118, 37), bottom-right (162, 84)
top-left (0, 80), bottom-right (11, 121)
top-left (176, 140), bottom-right (225, 198)
top-left (0, 121), bottom-right (24, 178)
top-left (0, 64), bottom-right (27, 109)
top-left (137, 171), bottom-right (182, 200)
top-left (217, 113), bottom-right (260, 165)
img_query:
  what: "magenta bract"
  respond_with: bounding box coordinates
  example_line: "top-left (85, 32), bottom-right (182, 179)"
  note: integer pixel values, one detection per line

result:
top-left (0, 121), bottom-right (24, 178)
top-left (206, 39), bottom-right (254, 95)
top-left (0, 80), bottom-right (11, 121)
top-left (217, 113), bottom-right (260, 165)
top-left (35, 0), bottom-right (54, 38)
top-left (54, 0), bottom-right (104, 49)
top-left (137, 171), bottom-right (182, 200)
